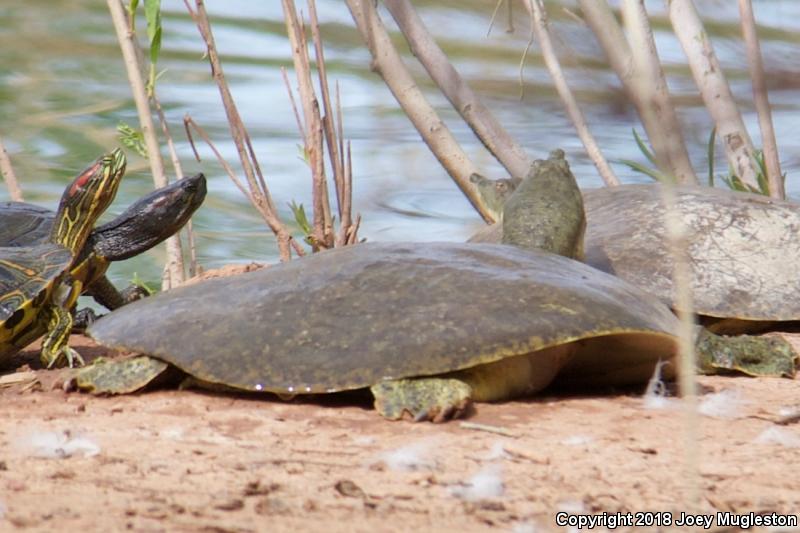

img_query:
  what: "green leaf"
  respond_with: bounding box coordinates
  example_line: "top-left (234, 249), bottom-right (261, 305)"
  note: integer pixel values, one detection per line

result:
top-left (144, 0), bottom-right (162, 93)
top-left (296, 143), bottom-right (310, 165)
top-left (289, 200), bottom-right (314, 245)
top-left (144, 0), bottom-right (161, 45)
top-left (618, 159), bottom-right (673, 183)
top-left (632, 129), bottom-right (658, 166)
top-left (719, 149), bottom-right (775, 196)
top-left (127, 0), bottom-right (140, 32)
top-left (706, 127), bottom-right (716, 187)
top-left (117, 122), bottom-right (148, 158)
top-left (148, 24), bottom-right (162, 66)
top-left (130, 272), bottom-right (157, 295)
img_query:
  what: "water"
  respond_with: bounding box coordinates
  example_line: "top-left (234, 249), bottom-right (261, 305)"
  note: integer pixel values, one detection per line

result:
top-left (1, 1), bottom-right (799, 295)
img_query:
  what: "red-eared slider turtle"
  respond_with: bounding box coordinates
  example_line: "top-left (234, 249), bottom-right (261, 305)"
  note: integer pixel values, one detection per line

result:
top-left (0, 149), bottom-right (126, 367)
top-left (470, 179), bottom-right (800, 333)
top-left (0, 173), bottom-right (206, 321)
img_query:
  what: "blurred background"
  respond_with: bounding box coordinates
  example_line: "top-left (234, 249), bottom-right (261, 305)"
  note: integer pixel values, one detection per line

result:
top-left (1, 0), bottom-right (799, 290)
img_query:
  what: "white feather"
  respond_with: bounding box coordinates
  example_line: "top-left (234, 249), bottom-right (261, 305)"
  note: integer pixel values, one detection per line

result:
top-left (450, 464), bottom-right (504, 501)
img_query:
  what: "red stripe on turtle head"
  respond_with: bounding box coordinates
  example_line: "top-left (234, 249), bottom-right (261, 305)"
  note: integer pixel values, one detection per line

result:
top-left (69, 162), bottom-right (102, 197)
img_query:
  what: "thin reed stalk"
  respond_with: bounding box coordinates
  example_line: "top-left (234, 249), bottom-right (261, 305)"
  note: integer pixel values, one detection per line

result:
top-left (738, 0), bottom-right (783, 199)
top-left (0, 137), bottom-right (23, 201)
top-left (106, 0), bottom-right (186, 286)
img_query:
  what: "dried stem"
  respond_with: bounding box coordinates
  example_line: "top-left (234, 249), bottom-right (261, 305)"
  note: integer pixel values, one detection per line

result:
top-left (521, 0), bottom-right (620, 186)
top-left (668, 0), bottom-right (759, 191)
top-left (385, 0), bottom-right (532, 179)
top-left (660, 183), bottom-right (701, 511)
top-left (0, 136), bottom-right (23, 201)
top-left (106, 0), bottom-right (186, 286)
top-left (183, 0), bottom-right (294, 261)
top-left (153, 94), bottom-right (200, 277)
top-left (336, 96), bottom-right (355, 246)
top-left (581, 0), bottom-right (696, 184)
top-left (345, 0), bottom-right (494, 222)
top-left (308, 1), bottom-right (345, 221)
top-left (738, 0), bottom-right (783, 199)
top-left (281, 0), bottom-right (358, 249)
top-left (282, 0), bottom-right (333, 250)
top-left (184, 116), bottom-right (306, 259)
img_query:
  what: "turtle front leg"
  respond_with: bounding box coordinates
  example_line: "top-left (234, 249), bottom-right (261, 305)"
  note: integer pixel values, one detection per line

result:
top-left (73, 276), bottom-right (150, 331)
top-left (371, 378), bottom-right (472, 422)
top-left (41, 304), bottom-right (84, 368)
top-left (694, 328), bottom-right (797, 378)
top-left (86, 274), bottom-right (149, 311)
top-left (371, 345), bottom-right (573, 422)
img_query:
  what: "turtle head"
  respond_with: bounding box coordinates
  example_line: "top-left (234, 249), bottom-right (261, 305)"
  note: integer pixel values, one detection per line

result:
top-left (90, 173), bottom-right (207, 261)
top-left (50, 148), bottom-right (126, 254)
top-left (501, 149), bottom-right (586, 259)
top-left (470, 173), bottom-right (521, 222)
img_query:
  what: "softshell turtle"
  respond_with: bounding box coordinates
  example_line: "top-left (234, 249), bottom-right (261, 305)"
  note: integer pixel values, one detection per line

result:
top-left (80, 149), bottom-right (675, 420)
top-left (0, 173), bottom-right (206, 323)
top-left (82, 241), bottom-right (686, 421)
top-left (470, 179), bottom-right (800, 333)
top-left (0, 149), bottom-right (126, 367)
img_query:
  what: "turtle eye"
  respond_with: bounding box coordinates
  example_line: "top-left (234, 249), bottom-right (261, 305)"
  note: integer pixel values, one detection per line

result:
top-left (69, 162), bottom-right (102, 197)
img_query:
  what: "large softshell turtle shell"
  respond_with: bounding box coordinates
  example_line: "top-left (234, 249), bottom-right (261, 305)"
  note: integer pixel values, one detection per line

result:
top-left (583, 184), bottom-right (800, 325)
top-left (471, 184), bottom-right (800, 328)
top-left (84, 242), bottom-right (682, 420)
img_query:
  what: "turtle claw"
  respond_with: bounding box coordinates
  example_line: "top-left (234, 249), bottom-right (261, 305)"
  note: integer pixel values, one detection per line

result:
top-left (72, 308), bottom-right (100, 332)
top-left (371, 378), bottom-right (472, 423)
top-left (413, 403), bottom-right (464, 423)
top-left (46, 346), bottom-right (85, 369)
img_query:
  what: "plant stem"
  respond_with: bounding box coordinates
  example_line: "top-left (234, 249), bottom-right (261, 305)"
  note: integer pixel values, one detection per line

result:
top-left (668, 0), bottom-right (759, 191)
top-left (385, 0), bottom-right (532, 179)
top-left (282, 0), bottom-right (333, 250)
top-left (106, 0), bottom-right (186, 287)
top-left (184, 0), bottom-right (294, 261)
top-left (0, 136), bottom-right (23, 201)
top-left (738, 0), bottom-right (783, 199)
top-left (345, 0), bottom-right (494, 222)
top-left (522, 0), bottom-right (620, 186)
top-left (581, 0), bottom-right (696, 184)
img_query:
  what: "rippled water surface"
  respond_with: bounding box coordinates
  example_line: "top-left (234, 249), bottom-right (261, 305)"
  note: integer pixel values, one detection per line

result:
top-left (1, 1), bottom-right (799, 292)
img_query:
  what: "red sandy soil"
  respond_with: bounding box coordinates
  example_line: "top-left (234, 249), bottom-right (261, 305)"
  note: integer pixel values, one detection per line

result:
top-left (0, 333), bottom-right (797, 532)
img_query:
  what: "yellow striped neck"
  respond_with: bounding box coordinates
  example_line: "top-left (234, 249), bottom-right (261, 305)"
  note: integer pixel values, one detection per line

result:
top-left (50, 149), bottom-right (126, 255)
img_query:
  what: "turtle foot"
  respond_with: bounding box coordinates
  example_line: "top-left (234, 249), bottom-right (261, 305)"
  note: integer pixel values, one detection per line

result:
top-left (696, 330), bottom-right (797, 378)
top-left (370, 378), bottom-right (472, 423)
top-left (44, 345), bottom-right (85, 369)
top-left (76, 356), bottom-right (168, 394)
top-left (72, 308), bottom-right (100, 332)
top-left (121, 283), bottom-right (151, 304)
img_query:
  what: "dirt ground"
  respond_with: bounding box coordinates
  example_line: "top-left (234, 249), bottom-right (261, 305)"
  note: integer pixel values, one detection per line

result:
top-left (0, 334), bottom-right (798, 533)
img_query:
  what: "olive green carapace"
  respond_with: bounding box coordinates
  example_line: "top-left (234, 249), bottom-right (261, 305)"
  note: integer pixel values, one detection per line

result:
top-left (87, 242), bottom-right (680, 396)
top-left (501, 149), bottom-right (586, 259)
